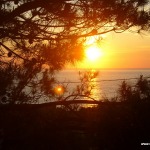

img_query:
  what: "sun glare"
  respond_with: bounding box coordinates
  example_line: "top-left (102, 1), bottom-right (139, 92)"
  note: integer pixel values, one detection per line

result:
top-left (54, 85), bottom-right (64, 95)
top-left (85, 45), bottom-right (103, 61)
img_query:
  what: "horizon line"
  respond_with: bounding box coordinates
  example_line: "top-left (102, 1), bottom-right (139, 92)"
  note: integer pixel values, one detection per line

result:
top-left (65, 67), bottom-right (150, 70)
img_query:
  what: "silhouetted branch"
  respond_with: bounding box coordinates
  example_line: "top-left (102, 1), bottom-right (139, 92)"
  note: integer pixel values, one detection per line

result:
top-left (0, 100), bottom-right (101, 109)
top-left (0, 42), bottom-right (26, 60)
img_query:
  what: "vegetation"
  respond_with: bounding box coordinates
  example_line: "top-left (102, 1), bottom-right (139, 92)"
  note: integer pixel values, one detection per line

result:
top-left (118, 75), bottom-right (150, 102)
top-left (0, 75), bottom-right (150, 150)
top-left (1, 0), bottom-right (150, 103)
top-left (0, 0), bottom-right (150, 149)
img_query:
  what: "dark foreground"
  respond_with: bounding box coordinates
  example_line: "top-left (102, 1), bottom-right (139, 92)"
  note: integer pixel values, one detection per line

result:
top-left (0, 101), bottom-right (150, 150)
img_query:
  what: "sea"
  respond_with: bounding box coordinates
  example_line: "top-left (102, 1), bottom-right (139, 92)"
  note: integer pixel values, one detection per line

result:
top-left (55, 69), bottom-right (150, 101)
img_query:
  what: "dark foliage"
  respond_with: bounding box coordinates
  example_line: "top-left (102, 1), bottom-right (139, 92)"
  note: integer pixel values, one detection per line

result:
top-left (118, 75), bottom-right (150, 102)
top-left (0, 62), bottom-right (56, 104)
top-left (0, 1), bottom-right (150, 149)
top-left (0, 101), bottom-right (150, 150)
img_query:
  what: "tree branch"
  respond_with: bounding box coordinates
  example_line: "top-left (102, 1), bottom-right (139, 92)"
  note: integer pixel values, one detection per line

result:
top-left (0, 42), bottom-right (27, 60)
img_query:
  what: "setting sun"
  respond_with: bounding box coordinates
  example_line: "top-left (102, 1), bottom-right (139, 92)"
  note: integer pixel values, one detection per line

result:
top-left (85, 45), bottom-right (103, 61)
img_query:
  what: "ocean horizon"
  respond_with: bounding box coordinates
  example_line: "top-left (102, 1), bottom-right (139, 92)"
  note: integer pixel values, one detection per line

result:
top-left (55, 68), bottom-right (150, 101)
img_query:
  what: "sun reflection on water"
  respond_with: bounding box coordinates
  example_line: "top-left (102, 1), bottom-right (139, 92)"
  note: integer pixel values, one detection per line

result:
top-left (55, 69), bottom-right (104, 107)
top-left (82, 70), bottom-right (103, 107)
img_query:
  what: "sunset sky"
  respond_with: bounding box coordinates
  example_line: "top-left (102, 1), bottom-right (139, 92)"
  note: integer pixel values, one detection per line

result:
top-left (73, 31), bottom-right (150, 69)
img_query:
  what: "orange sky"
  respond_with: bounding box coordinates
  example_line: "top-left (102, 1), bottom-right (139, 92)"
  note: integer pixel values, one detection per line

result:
top-left (72, 31), bottom-right (150, 69)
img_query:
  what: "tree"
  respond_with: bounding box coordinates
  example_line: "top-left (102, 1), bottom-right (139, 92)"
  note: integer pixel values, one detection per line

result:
top-left (118, 76), bottom-right (150, 102)
top-left (118, 80), bottom-right (132, 101)
top-left (136, 75), bottom-right (150, 100)
top-left (0, 0), bottom-right (150, 103)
